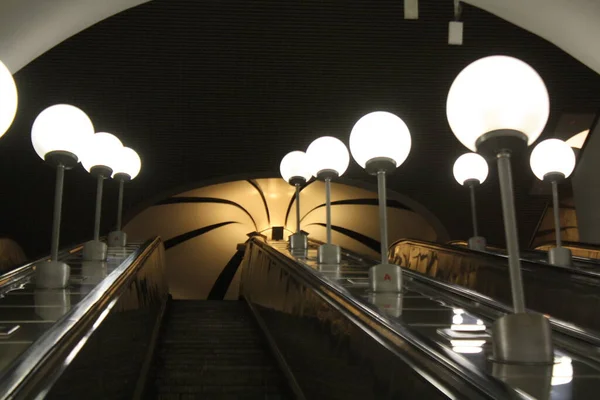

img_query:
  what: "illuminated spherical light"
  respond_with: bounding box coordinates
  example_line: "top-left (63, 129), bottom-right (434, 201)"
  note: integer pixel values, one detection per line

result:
top-left (31, 104), bottom-right (94, 160)
top-left (453, 153), bottom-right (489, 185)
top-left (306, 136), bottom-right (350, 177)
top-left (0, 60), bottom-right (18, 139)
top-left (280, 151), bottom-right (312, 183)
top-left (349, 111), bottom-right (412, 168)
top-left (81, 132), bottom-right (123, 173)
top-left (447, 55), bottom-right (549, 151)
top-left (112, 147), bottom-right (141, 179)
top-left (530, 138), bottom-right (576, 180)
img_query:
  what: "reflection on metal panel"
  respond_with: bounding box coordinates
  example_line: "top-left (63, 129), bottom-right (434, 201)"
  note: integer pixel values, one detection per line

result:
top-left (390, 239), bottom-right (600, 332)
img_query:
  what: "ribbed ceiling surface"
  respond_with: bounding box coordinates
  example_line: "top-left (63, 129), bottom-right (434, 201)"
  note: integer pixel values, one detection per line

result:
top-left (2, 0), bottom-right (599, 256)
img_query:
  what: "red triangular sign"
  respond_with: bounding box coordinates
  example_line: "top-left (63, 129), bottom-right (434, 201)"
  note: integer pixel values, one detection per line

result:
top-left (383, 274), bottom-right (391, 281)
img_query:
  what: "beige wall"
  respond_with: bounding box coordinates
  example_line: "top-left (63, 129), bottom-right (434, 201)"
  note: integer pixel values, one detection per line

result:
top-left (125, 178), bottom-right (443, 299)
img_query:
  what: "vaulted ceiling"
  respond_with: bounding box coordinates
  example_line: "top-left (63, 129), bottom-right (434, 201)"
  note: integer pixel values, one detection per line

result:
top-left (1, 0), bottom-right (599, 257)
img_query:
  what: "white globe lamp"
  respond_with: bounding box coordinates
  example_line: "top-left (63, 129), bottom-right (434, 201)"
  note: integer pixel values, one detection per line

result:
top-left (530, 139), bottom-right (576, 267)
top-left (453, 153), bottom-right (489, 251)
top-left (0, 60), bottom-right (18, 139)
top-left (81, 133), bottom-right (123, 261)
top-left (30, 104), bottom-right (95, 289)
top-left (306, 136), bottom-right (349, 264)
top-left (447, 56), bottom-right (554, 364)
top-left (349, 111), bottom-right (412, 293)
top-left (280, 151), bottom-right (312, 251)
top-left (108, 147), bottom-right (142, 248)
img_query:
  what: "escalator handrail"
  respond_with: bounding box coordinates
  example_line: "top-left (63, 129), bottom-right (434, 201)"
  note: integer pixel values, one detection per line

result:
top-left (0, 244), bottom-right (84, 291)
top-left (0, 237), bottom-right (162, 400)
top-left (449, 239), bottom-right (600, 267)
top-left (392, 238), bottom-right (600, 281)
top-left (250, 239), bottom-right (522, 400)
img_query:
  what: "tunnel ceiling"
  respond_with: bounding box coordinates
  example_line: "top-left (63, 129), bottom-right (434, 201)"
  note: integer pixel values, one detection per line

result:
top-left (1, 0), bottom-right (600, 256)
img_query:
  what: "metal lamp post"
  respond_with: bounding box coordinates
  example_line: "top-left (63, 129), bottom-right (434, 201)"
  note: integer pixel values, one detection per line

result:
top-left (447, 55), bottom-right (553, 364)
top-left (453, 153), bottom-right (489, 251)
top-left (31, 104), bottom-right (95, 288)
top-left (530, 138), bottom-right (576, 267)
top-left (107, 147), bottom-right (141, 248)
top-left (280, 151), bottom-right (312, 251)
top-left (0, 59), bottom-right (18, 140)
top-left (306, 136), bottom-right (350, 264)
top-left (349, 111), bottom-right (411, 293)
top-left (81, 132), bottom-right (123, 260)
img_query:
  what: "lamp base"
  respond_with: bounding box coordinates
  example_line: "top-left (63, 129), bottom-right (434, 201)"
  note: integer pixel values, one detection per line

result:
top-left (318, 243), bottom-right (341, 264)
top-left (34, 288), bottom-right (71, 320)
top-left (289, 232), bottom-right (308, 251)
top-left (369, 292), bottom-right (403, 317)
top-left (368, 263), bottom-right (403, 293)
top-left (548, 246), bottom-right (572, 267)
top-left (492, 362), bottom-right (552, 400)
top-left (36, 260), bottom-right (70, 289)
top-left (491, 313), bottom-right (553, 364)
top-left (108, 231), bottom-right (127, 248)
top-left (468, 236), bottom-right (487, 251)
top-left (82, 240), bottom-right (108, 261)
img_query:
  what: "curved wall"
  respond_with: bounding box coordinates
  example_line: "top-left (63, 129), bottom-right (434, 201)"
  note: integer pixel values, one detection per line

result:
top-left (124, 178), bottom-right (445, 299)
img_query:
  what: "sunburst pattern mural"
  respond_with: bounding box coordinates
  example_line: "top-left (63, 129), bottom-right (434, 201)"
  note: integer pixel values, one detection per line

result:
top-left (124, 178), bottom-right (448, 299)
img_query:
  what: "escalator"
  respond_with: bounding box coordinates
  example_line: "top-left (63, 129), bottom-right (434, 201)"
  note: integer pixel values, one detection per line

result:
top-left (150, 300), bottom-right (290, 399)
top-left (389, 239), bottom-right (600, 332)
top-left (0, 236), bottom-right (524, 399)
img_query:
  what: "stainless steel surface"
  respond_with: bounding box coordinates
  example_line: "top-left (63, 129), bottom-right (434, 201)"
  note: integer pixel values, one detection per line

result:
top-left (496, 152), bottom-right (526, 314)
top-left (50, 164), bottom-right (65, 262)
top-left (368, 263), bottom-right (402, 292)
top-left (377, 170), bottom-right (389, 264)
top-left (295, 183), bottom-right (301, 233)
top-left (390, 239), bottom-right (600, 333)
top-left (245, 239), bottom-right (523, 399)
top-left (82, 240), bottom-right (107, 261)
top-left (35, 261), bottom-right (69, 290)
top-left (552, 180), bottom-right (562, 248)
top-left (469, 184), bottom-right (479, 237)
top-left (279, 240), bottom-right (600, 399)
top-left (325, 177), bottom-right (332, 244)
top-left (289, 231), bottom-right (308, 251)
top-left (93, 175), bottom-right (104, 242)
top-left (549, 247), bottom-right (573, 267)
top-left (491, 313), bottom-right (554, 364)
top-left (317, 243), bottom-right (340, 264)
top-left (107, 230), bottom-right (127, 248)
top-left (116, 176), bottom-right (124, 231)
top-left (0, 240), bottom-right (161, 400)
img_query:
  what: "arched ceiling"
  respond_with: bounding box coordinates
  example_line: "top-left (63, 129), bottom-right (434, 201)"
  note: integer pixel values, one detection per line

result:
top-left (1, 1), bottom-right (599, 75)
top-left (1, 1), bottom-right (599, 258)
top-left (0, 0), bottom-right (150, 72)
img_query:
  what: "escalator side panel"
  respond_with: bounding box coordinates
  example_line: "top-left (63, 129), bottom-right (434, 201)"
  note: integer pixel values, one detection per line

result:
top-left (391, 241), bottom-right (600, 331)
top-left (43, 244), bottom-right (169, 400)
top-left (241, 243), bottom-right (454, 400)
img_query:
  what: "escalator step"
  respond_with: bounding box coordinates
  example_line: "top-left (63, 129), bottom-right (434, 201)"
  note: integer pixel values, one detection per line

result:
top-left (150, 300), bottom-right (290, 399)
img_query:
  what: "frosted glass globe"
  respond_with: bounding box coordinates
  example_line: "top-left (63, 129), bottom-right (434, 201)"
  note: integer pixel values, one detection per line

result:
top-left (280, 151), bottom-right (312, 183)
top-left (447, 55), bottom-right (549, 151)
top-left (349, 111), bottom-right (411, 168)
top-left (112, 147), bottom-right (141, 179)
top-left (306, 136), bottom-right (350, 177)
top-left (81, 132), bottom-right (123, 173)
top-left (530, 139), bottom-right (576, 180)
top-left (453, 153), bottom-right (489, 185)
top-left (0, 60), bottom-right (18, 139)
top-left (31, 104), bottom-right (94, 161)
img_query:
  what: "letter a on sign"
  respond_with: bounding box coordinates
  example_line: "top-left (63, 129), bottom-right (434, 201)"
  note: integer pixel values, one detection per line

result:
top-left (384, 274), bottom-right (391, 281)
